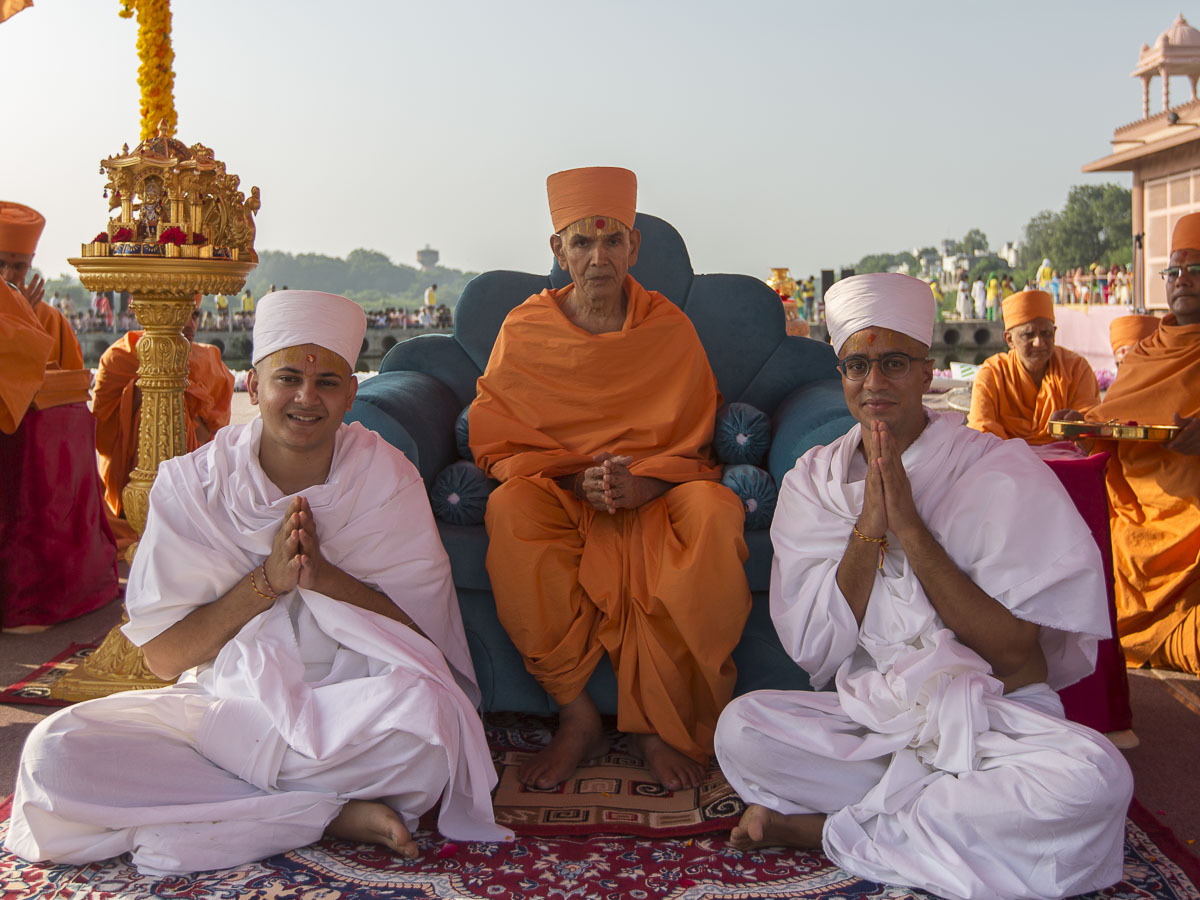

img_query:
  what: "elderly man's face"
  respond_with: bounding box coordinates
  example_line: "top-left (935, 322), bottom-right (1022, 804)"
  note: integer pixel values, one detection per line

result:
top-left (839, 327), bottom-right (932, 448)
top-left (551, 222), bottom-right (641, 307)
top-left (0, 250), bottom-right (33, 289)
top-left (1166, 248), bottom-right (1200, 325)
top-left (1004, 316), bottom-right (1056, 374)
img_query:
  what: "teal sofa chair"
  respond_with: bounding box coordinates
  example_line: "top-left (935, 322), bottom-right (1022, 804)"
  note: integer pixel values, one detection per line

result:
top-left (345, 214), bottom-right (855, 713)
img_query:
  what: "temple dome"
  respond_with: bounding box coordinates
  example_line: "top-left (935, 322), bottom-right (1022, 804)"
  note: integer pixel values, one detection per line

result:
top-left (1154, 13), bottom-right (1200, 49)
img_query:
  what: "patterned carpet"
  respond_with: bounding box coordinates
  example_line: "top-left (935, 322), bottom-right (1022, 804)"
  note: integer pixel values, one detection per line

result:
top-left (2, 796), bottom-right (1199, 899)
top-left (3, 659), bottom-right (1200, 897)
top-left (0, 642), bottom-right (94, 707)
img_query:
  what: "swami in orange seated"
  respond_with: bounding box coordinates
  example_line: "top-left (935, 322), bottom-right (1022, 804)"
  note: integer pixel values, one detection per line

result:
top-left (1082, 214), bottom-right (1200, 673)
top-left (1109, 314), bottom-right (1160, 367)
top-left (469, 167), bottom-right (751, 791)
top-left (93, 298), bottom-right (234, 527)
top-left (967, 289), bottom-right (1098, 444)
top-left (0, 201), bottom-right (118, 632)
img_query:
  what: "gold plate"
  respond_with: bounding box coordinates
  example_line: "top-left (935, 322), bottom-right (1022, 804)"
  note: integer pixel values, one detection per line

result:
top-left (1048, 419), bottom-right (1182, 441)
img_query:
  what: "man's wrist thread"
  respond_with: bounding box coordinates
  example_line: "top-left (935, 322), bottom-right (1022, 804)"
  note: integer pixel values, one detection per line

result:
top-left (251, 563), bottom-right (280, 601)
top-left (852, 525), bottom-right (887, 570)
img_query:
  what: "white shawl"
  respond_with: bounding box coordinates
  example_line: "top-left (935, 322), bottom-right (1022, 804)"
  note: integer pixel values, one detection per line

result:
top-left (123, 418), bottom-right (506, 841)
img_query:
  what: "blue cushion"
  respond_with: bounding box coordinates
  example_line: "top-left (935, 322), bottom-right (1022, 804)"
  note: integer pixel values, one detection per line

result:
top-left (455, 405), bottom-right (472, 460)
top-left (721, 464), bottom-right (778, 531)
top-left (713, 402), bottom-right (770, 466)
top-left (431, 461), bottom-right (496, 526)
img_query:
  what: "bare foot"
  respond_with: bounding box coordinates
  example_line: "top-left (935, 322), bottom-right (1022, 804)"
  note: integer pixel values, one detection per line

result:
top-left (728, 803), bottom-right (825, 852)
top-left (631, 733), bottom-right (705, 791)
top-left (519, 692), bottom-right (608, 789)
top-left (326, 800), bottom-right (419, 859)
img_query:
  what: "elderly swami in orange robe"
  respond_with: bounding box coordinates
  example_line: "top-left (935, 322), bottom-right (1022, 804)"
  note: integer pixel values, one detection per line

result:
top-left (0, 201), bottom-right (84, 370)
top-left (0, 200), bottom-right (118, 632)
top-left (1077, 214), bottom-right (1200, 672)
top-left (94, 299), bottom-right (234, 524)
top-left (470, 167), bottom-right (751, 791)
top-left (967, 289), bottom-right (1098, 444)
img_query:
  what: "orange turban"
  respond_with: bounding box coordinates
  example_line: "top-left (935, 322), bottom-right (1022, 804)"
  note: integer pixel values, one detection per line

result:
top-left (1109, 314), bottom-right (1159, 352)
top-left (1001, 290), bottom-right (1054, 330)
top-left (546, 167), bottom-right (636, 233)
top-left (0, 201), bottom-right (45, 255)
top-left (1171, 212), bottom-right (1200, 254)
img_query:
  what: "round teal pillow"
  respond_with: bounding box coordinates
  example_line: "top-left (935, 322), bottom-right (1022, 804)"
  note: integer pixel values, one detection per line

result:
top-left (721, 464), bottom-right (777, 531)
top-left (713, 403), bottom-right (770, 466)
top-left (455, 405), bottom-right (473, 460)
top-left (431, 460), bottom-right (496, 526)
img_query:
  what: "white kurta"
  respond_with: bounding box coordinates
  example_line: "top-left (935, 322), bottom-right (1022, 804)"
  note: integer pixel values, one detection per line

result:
top-left (715, 411), bottom-right (1133, 900)
top-left (6, 419), bottom-right (510, 875)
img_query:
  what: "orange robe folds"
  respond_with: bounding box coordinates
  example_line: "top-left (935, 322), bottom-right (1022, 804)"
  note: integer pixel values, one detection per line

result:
top-left (33, 302), bottom-right (84, 370)
top-left (0, 281), bottom-right (52, 434)
top-left (968, 346), bottom-right (1099, 445)
top-left (93, 331), bottom-right (235, 517)
top-left (471, 276), bottom-right (751, 763)
top-left (1088, 314), bottom-right (1200, 668)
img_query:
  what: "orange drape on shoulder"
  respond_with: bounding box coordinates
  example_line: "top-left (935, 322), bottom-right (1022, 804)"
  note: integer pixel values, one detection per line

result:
top-left (968, 346), bottom-right (1099, 445)
top-left (93, 331), bottom-right (235, 516)
top-left (1087, 315), bottom-right (1200, 664)
top-left (0, 281), bottom-right (51, 434)
top-left (470, 276), bottom-right (723, 482)
top-left (33, 302), bottom-right (84, 370)
top-left (471, 277), bottom-right (750, 764)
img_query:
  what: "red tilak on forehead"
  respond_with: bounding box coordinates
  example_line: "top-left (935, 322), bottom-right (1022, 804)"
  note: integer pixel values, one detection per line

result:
top-left (866, 333), bottom-right (876, 345)
top-left (595, 217), bottom-right (606, 231)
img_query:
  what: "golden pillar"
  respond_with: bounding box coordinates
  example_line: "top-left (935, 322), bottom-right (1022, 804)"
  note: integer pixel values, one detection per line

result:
top-left (51, 126), bottom-right (257, 702)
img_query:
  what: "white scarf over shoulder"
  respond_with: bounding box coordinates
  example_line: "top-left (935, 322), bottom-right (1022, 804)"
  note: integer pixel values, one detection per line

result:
top-left (771, 411), bottom-right (1109, 771)
top-left (122, 418), bottom-right (505, 842)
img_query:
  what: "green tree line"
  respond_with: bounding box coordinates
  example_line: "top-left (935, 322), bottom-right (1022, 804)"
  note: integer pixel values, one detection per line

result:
top-left (851, 184), bottom-right (1132, 287)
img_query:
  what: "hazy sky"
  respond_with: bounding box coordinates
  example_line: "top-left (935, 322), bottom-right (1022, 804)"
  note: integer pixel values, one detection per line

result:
top-left (1, 1), bottom-right (1191, 283)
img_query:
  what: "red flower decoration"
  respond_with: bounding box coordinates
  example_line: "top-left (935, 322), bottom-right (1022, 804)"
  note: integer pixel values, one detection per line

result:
top-left (158, 225), bottom-right (188, 245)
top-left (92, 232), bottom-right (110, 243)
top-left (111, 227), bottom-right (134, 242)
top-left (191, 233), bottom-right (208, 246)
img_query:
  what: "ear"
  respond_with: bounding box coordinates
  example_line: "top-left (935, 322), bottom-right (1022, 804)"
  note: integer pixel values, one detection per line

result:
top-left (550, 233), bottom-right (567, 271)
top-left (247, 367), bottom-right (260, 405)
top-left (1003, 330), bottom-right (1016, 351)
top-left (627, 228), bottom-right (641, 267)
top-left (344, 373), bottom-right (358, 413)
top-left (921, 357), bottom-right (935, 393)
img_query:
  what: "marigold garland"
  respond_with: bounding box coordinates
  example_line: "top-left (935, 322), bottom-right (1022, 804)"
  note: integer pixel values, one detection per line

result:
top-left (118, 0), bottom-right (176, 140)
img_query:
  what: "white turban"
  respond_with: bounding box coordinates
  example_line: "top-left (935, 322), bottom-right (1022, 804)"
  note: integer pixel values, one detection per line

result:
top-left (825, 273), bottom-right (935, 355)
top-left (252, 290), bottom-right (367, 368)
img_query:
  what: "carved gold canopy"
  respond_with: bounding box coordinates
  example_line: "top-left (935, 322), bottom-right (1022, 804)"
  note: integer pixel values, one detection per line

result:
top-left (78, 118), bottom-right (260, 263)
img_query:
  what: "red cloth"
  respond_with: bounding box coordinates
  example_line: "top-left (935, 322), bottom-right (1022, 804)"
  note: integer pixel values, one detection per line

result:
top-left (0, 403), bottom-right (119, 628)
top-left (1044, 452), bottom-right (1132, 733)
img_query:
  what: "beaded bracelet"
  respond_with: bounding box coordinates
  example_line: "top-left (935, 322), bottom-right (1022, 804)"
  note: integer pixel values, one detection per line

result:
top-left (852, 525), bottom-right (887, 571)
top-left (250, 564), bottom-right (279, 602)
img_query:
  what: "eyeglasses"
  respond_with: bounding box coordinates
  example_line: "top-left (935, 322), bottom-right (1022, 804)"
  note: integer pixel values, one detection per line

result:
top-left (1009, 325), bottom-right (1056, 343)
top-left (836, 353), bottom-right (928, 381)
top-left (1159, 264), bottom-right (1200, 280)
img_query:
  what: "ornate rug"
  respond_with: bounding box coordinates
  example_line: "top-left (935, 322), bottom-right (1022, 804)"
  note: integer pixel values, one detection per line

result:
top-left (488, 712), bottom-right (742, 838)
top-left (0, 642), bottom-right (95, 707)
top-left (1, 796), bottom-right (1197, 899)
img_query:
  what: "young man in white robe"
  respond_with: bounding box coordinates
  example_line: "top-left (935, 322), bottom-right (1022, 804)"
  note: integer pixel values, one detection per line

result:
top-left (6, 289), bottom-right (510, 875)
top-left (714, 273), bottom-right (1133, 900)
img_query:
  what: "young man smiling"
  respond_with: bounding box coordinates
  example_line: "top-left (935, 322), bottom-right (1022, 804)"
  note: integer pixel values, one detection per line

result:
top-left (715, 272), bottom-right (1131, 900)
top-left (6, 290), bottom-right (508, 874)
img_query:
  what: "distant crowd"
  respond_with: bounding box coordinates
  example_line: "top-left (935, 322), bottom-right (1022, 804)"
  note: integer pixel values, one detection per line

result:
top-left (48, 286), bottom-right (454, 335)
